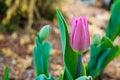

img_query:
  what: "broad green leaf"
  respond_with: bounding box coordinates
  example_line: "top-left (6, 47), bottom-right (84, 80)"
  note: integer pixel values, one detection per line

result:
top-left (3, 66), bottom-right (9, 80)
top-left (56, 9), bottom-right (79, 79)
top-left (76, 76), bottom-right (93, 80)
top-left (106, 0), bottom-right (120, 41)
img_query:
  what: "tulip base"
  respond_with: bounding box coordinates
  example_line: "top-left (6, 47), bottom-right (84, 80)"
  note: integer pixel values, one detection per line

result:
top-left (76, 54), bottom-right (82, 78)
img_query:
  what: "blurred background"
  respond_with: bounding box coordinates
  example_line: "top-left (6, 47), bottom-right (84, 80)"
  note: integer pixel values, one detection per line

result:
top-left (0, 0), bottom-right (120, 80)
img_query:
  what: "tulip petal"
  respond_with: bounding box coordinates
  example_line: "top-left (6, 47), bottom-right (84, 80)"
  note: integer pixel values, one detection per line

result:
top-left (73, 17), bottom-right (84, 50)
top-left (83, 16), bottom-right (90, 49)
top-left (70, 17), bottom-right (77, 47)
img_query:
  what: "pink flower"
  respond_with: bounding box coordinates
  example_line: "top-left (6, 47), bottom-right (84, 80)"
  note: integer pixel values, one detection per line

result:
top-left (70, 16), bottom-right (90, 51)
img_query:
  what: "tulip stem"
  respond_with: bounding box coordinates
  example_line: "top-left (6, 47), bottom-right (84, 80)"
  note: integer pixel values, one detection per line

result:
top-left (76, 54), bottom-right (82, 78)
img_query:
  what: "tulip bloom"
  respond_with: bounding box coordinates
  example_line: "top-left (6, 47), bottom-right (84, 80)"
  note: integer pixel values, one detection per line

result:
top-left (70, 16), bottom-right (90, 51)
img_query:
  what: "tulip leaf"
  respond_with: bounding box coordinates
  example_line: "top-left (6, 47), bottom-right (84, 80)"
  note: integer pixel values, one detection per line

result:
top-left (95, 46), bottom-right (120, 76)
top-left (81, 63), bottom-right (86, 76)
top-left (3, 66), bottom-right (9, 80)
top-left (92, 34), bottom-right (101, 46)
top-left (86, 35), bottom-right (104, 75)
top-left (33, 37), bottom-right (44, 76)
top-left (35, 74), bottom-right (46, 80)
top-left (88, 45), bottom-right (120, 78)
top-left (33, 36), bottom-right (51, 77)
top-left (100, 36), bottom-right (113, 49)
top-left (56, 8), bottom-right (79, 79)
top-left (35, 74), bottom-right (54, 80)
top-left (86, 36), bottom-right (119, 78)
top-left (106, 0), bottom-right (120, 41)
top-left (43, 41), bottom-right (51, 77)
top-left (76, 76), bottom-right (93, 80)
top-left (43, 42), bottom-right (51, 59)
top-left (59, 73), bottom-right (64, 80)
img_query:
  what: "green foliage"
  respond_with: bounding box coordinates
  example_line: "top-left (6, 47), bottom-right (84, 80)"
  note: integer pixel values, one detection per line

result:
top-left (86, 36), bottom-right (120, 78)
top-left (81, 63), bottom-right (86, 76)
top-left (86, 0), bottom-right (120, 79)
top-left (3, 66), bottom-right (9, 80)
top-left (33, 25), bottom-right (53, 79)
top-left (106, 0), bottom-right (120, 41)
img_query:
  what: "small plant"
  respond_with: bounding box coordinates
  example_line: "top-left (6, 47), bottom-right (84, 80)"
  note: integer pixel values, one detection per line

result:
top-left (56, 9), bottom-right (92, 80)
top-left (33, 25), bottom-right (54, 80)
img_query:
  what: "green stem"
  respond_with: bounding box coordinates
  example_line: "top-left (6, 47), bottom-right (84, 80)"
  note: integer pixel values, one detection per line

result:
top-left (76, 54), bottom-right (82, 78)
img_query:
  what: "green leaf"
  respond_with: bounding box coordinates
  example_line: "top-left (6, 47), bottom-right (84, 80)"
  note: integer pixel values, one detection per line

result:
top-left (35, 74), bottom-right (54, 80)
top-left (43, 41), bottom-right (51, 77)
top-left (106, 0), bottom-right (120, 41)
top-left (59, 73), bottom-right (64, 80)
top-left (81, 63), bottom-right (86, 76)
top-left (89, 46), bottom-right (120, 78)
top-left (35, 74), bottom-right (46, 80)
top-left (33, 37), bottom-right (44, 76)
top-left (56, 8), bottom-right (79, 79)
top-left (101, 36), bottom-right (113, 49)
top-left (92, 34), bottom-right (101, 46)
top-left (86, 41), bottom-right (103, 75)
top-left (89, 36), bottom-right (113, 69)
top-left (96, 46), bottom-right (120, 75)
top-left (86, 36), bottom-right (114, 77)
top-left (3, 65), bottom-right (9, 80)
top-left (76, 76), bottom-right (93, 80)
top-left (39, 25), bottom-right (51, 42)
top-left (43, 41), bottom-right (51, 59)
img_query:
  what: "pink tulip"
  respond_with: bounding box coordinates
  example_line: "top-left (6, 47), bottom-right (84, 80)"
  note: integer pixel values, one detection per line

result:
top-left (70, 16), bottom-right (90, 51)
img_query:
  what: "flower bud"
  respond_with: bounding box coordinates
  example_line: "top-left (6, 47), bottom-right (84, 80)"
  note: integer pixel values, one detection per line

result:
top-left (39, 25), bottom-right (51, 42)
top-left (70, 16), bottom-right (90, 51)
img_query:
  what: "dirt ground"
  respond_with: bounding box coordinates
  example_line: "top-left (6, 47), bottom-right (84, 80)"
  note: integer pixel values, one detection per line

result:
top-left (0, 1), bottom-right (120, 80)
